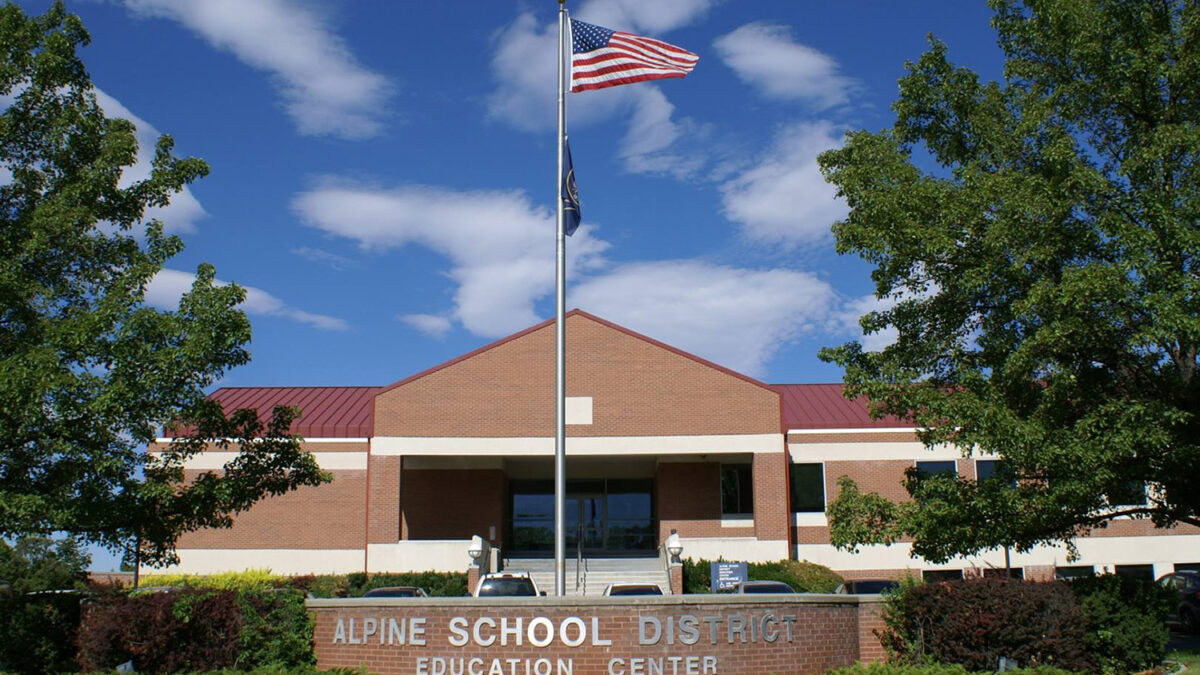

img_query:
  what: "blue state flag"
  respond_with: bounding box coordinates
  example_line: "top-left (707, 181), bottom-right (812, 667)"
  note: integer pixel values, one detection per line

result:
top-left (561, 141), bottom-right (581, 236)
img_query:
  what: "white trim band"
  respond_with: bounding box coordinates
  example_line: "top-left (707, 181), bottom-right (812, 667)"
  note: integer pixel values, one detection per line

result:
top-left (371, 433), bottom-right (783, 456)
top-left (154, 437), bottom-right (369, 444)
top-left (787, 428), bottom-right (917, 435)
top-left (789, 442), bottom-right (997, 462)
top-left (162, 451), bottom-right (367, 471)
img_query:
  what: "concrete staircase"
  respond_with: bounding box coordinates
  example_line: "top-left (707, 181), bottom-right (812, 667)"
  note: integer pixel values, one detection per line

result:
top-left (502, 556), bottom-right (671, 596)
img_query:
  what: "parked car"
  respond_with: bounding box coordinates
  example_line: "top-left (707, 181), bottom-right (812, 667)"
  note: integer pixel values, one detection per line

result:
top-left (1157, 570), bottom-right (1200, 633)
top-left (603, 583), bottom-right (664, 596)
top-left (835, 579), bottom-right (900, 595)
top-left (734, 580), bottom-right (795, 594)
top-left (473, 572), bottom-right (543, 597)
top-left (362, 586), bottom-right (428, 598)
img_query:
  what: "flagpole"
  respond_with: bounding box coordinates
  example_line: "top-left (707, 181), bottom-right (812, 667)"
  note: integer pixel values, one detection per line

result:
top-left (553, 0), bottom-right (568, 597)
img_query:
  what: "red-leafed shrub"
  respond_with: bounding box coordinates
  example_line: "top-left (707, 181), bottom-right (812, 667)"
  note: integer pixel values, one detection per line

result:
top-left (879, 577), bottom-right (1091, 672)
top-left (78, 589), bottom-right (242, 673)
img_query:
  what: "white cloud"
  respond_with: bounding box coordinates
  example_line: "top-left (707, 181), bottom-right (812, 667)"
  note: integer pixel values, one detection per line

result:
top-left (145, 268), bottom-right (349, 331)
top-left (402, 313), bottom-right (453, 339)
top-left (292, 246), bottom-right (357, 271)
top-left (92, 89), bottom-right (206, 233)
top-left (832, 293), bottom-right (900, 352)
top-left (576, 0), bottom-right (717, 35)
top-left (122, 0), bottom-right (391, 139)
top-left (720, 121), bottom-right (847, 245)
top-left (292, 181), bottom-right (609, 337)
top-left (572, 260), bottom-right (836, 377)
top-left (714, 22), bottom-right (855, 109)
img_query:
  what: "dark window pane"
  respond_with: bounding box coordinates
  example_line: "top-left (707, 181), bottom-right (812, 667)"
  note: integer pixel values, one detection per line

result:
top-left (1114, 564), bottom-right (1155, 582)
top-left (1054, 566), bottom-right (1095, 580)
top-left (1175, 562), bottom-right (1200, 573)
top-left (983, 567), bottom-right (1024, 579)
top-left (790, 463), bottom-right (825, 513)
top-left (721, 464), bottom-right (753, 515)
top-left (922, 569), bottom-right (963, 582)
top-left (915, 461), bottom-right (957, 478)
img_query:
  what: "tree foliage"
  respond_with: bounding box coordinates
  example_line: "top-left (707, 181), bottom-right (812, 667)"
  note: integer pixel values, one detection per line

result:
top-left (0, 2), bottom-right (328, 566)
top-left (819, 0), bottom-right (1200, 562)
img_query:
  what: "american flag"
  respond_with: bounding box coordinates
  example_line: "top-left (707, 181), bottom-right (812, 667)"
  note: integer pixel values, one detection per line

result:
top-left (570, 19), bottom-right (698, 93)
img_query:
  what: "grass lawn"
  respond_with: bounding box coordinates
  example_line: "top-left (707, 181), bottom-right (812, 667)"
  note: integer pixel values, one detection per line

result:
top-left (1165, 648), bottom-right (1200, 672)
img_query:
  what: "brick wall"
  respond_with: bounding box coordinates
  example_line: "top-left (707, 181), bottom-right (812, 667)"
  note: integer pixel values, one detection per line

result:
top-left (400, 468), bottom-right (506, 544)
top-left (309, 596), bottom-right (884, 675)
top-left (177, 469), bottom-right (365, 549)
top-left (752, 452), bottom-right (789, 543)
top-left (656, 462), bottom-right (737, 540)
top-left (369, 456), bottom-right (401, 545)
top-left (374, 314), bottom-right (780, 438)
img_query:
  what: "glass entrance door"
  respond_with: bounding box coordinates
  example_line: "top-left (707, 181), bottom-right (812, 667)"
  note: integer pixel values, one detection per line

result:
top-left (509, 479), bottom-right (654, 555)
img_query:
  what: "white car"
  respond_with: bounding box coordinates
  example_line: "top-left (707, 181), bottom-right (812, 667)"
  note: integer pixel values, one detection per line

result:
top-left (602, 583), bottom-right (664, 596)
top-left (473, 572), bottom-right (543, 597)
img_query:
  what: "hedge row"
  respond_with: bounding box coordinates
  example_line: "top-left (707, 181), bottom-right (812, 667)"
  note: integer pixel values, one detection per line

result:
top-left (141, 568), bottom-right (468, 597)
top-left (681, 558), bottom-right (844, 593)
top-left (879, 575), bottom-right (1175, 674)
top-left (77, 588), bottom-right (314, 674)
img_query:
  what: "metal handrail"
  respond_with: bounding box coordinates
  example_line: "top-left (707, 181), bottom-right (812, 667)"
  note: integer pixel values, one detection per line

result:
top-left (575, 523), bottom-right (583, 594)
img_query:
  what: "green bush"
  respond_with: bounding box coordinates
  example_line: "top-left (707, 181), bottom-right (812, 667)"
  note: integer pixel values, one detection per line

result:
top-left (878, 577), bottom-right (1091, 671)
top-left (1067, 574), bottom-right (1173, 674)
top-left (140, 568), bottom-right (283, 592)
top-left (342, 571), bottom-right (468, 597)
top-left (828, 664), bottom-right (1077, 675)
top-left (680, 558), bottom-right (842, 593)
top-left (749, 559), bottom-right (844, 593)
top-left (0, 536), bottom-right (91, 674)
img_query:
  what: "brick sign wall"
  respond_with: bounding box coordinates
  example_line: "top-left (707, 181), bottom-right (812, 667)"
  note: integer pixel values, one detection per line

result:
top-left (308, 595), bottom-right (885, 675)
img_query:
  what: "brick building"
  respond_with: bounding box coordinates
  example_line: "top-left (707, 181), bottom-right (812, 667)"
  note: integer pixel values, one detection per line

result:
top-left (154, 310), bottom-right (1200, 581)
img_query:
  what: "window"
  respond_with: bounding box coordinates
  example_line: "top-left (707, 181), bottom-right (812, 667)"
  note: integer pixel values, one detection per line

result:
top-left (1054, 566), bottom-right (1095, 580)
top-left (922, 569), bottom-right (963, 582)
top-left (1114, 564), bottom-right (1155, 582)
top-left (790, 463), bottom-right (825, 513)
top-left (915, 460), bottom-right (957, 478)
top-left (721, 463), bottom-right (754, 515)
top-left (1176, 562), bottom-right (1200, 573)
top-left (983, 567), bottom-right (1024, 580)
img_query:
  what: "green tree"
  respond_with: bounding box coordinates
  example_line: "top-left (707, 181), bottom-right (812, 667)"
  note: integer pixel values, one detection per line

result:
top-left (0, 3), bottom-right (328, 567)
top-left (818, 0), bottom-right (1200, 562)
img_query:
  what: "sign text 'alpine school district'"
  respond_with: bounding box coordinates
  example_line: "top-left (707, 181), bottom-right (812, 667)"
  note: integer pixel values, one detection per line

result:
top-left (331, 610), bottom-right (799, 675)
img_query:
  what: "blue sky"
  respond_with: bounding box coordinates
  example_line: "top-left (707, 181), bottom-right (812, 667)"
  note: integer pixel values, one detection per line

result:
top-left (25, 1), bottom-right (1005, 388)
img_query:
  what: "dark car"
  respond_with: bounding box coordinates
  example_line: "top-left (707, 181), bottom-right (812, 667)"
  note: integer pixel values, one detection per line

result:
top-left (1157, 571), bottom-right (1200, 633)
top-left (734, 580), bottom-right (795, 594)
top-left (362, 586), bottom-right (428, 598)
top-left (835, 580), bottom-right (900, 595)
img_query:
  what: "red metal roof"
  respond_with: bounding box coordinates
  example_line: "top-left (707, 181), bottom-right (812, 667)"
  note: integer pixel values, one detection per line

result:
top-left (201, 386), bottom-right (380, 438)
top-left (771, 384), bottom-right (911, 430)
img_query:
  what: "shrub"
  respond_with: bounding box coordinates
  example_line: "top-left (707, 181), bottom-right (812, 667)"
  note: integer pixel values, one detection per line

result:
top-left (1067, 574), bottom-right (1173, 674)
top-left (78, 588), bottom-right (315, 673)
top-left (342, 571), bottom-right (468, 597)
top-left (749, 559), bottom-right (844, 593)
top-left (680, 558), bottom-right (842, 593)
top-left (0, 536), bottom-right (91, 674)
top-left (828, 664), bottom-right (1077, 675)
top-left (140, 568), bottom-right (283, 592)
top-left (878, 577), bottom-right (1091, 672)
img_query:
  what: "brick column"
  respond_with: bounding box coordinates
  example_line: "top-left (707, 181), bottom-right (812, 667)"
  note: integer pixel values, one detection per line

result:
top-left (752, 451), bottom-right (789, 545)
top-left (668, 563), bottom-right (683, 595)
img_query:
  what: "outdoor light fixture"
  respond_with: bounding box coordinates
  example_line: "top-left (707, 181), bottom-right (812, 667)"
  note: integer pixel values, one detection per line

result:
top-left (666, 530), bottom-right (683, 564)
top-left (468, 535), bottom-right (484, 563)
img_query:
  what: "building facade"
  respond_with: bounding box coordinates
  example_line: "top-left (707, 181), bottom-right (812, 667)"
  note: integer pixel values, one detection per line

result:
top-left (154, 310), bottom-right (1200, 582)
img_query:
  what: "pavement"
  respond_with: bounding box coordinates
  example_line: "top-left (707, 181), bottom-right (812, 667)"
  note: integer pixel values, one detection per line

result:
top-left (1168, 627), bottom-right (1200, 652)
